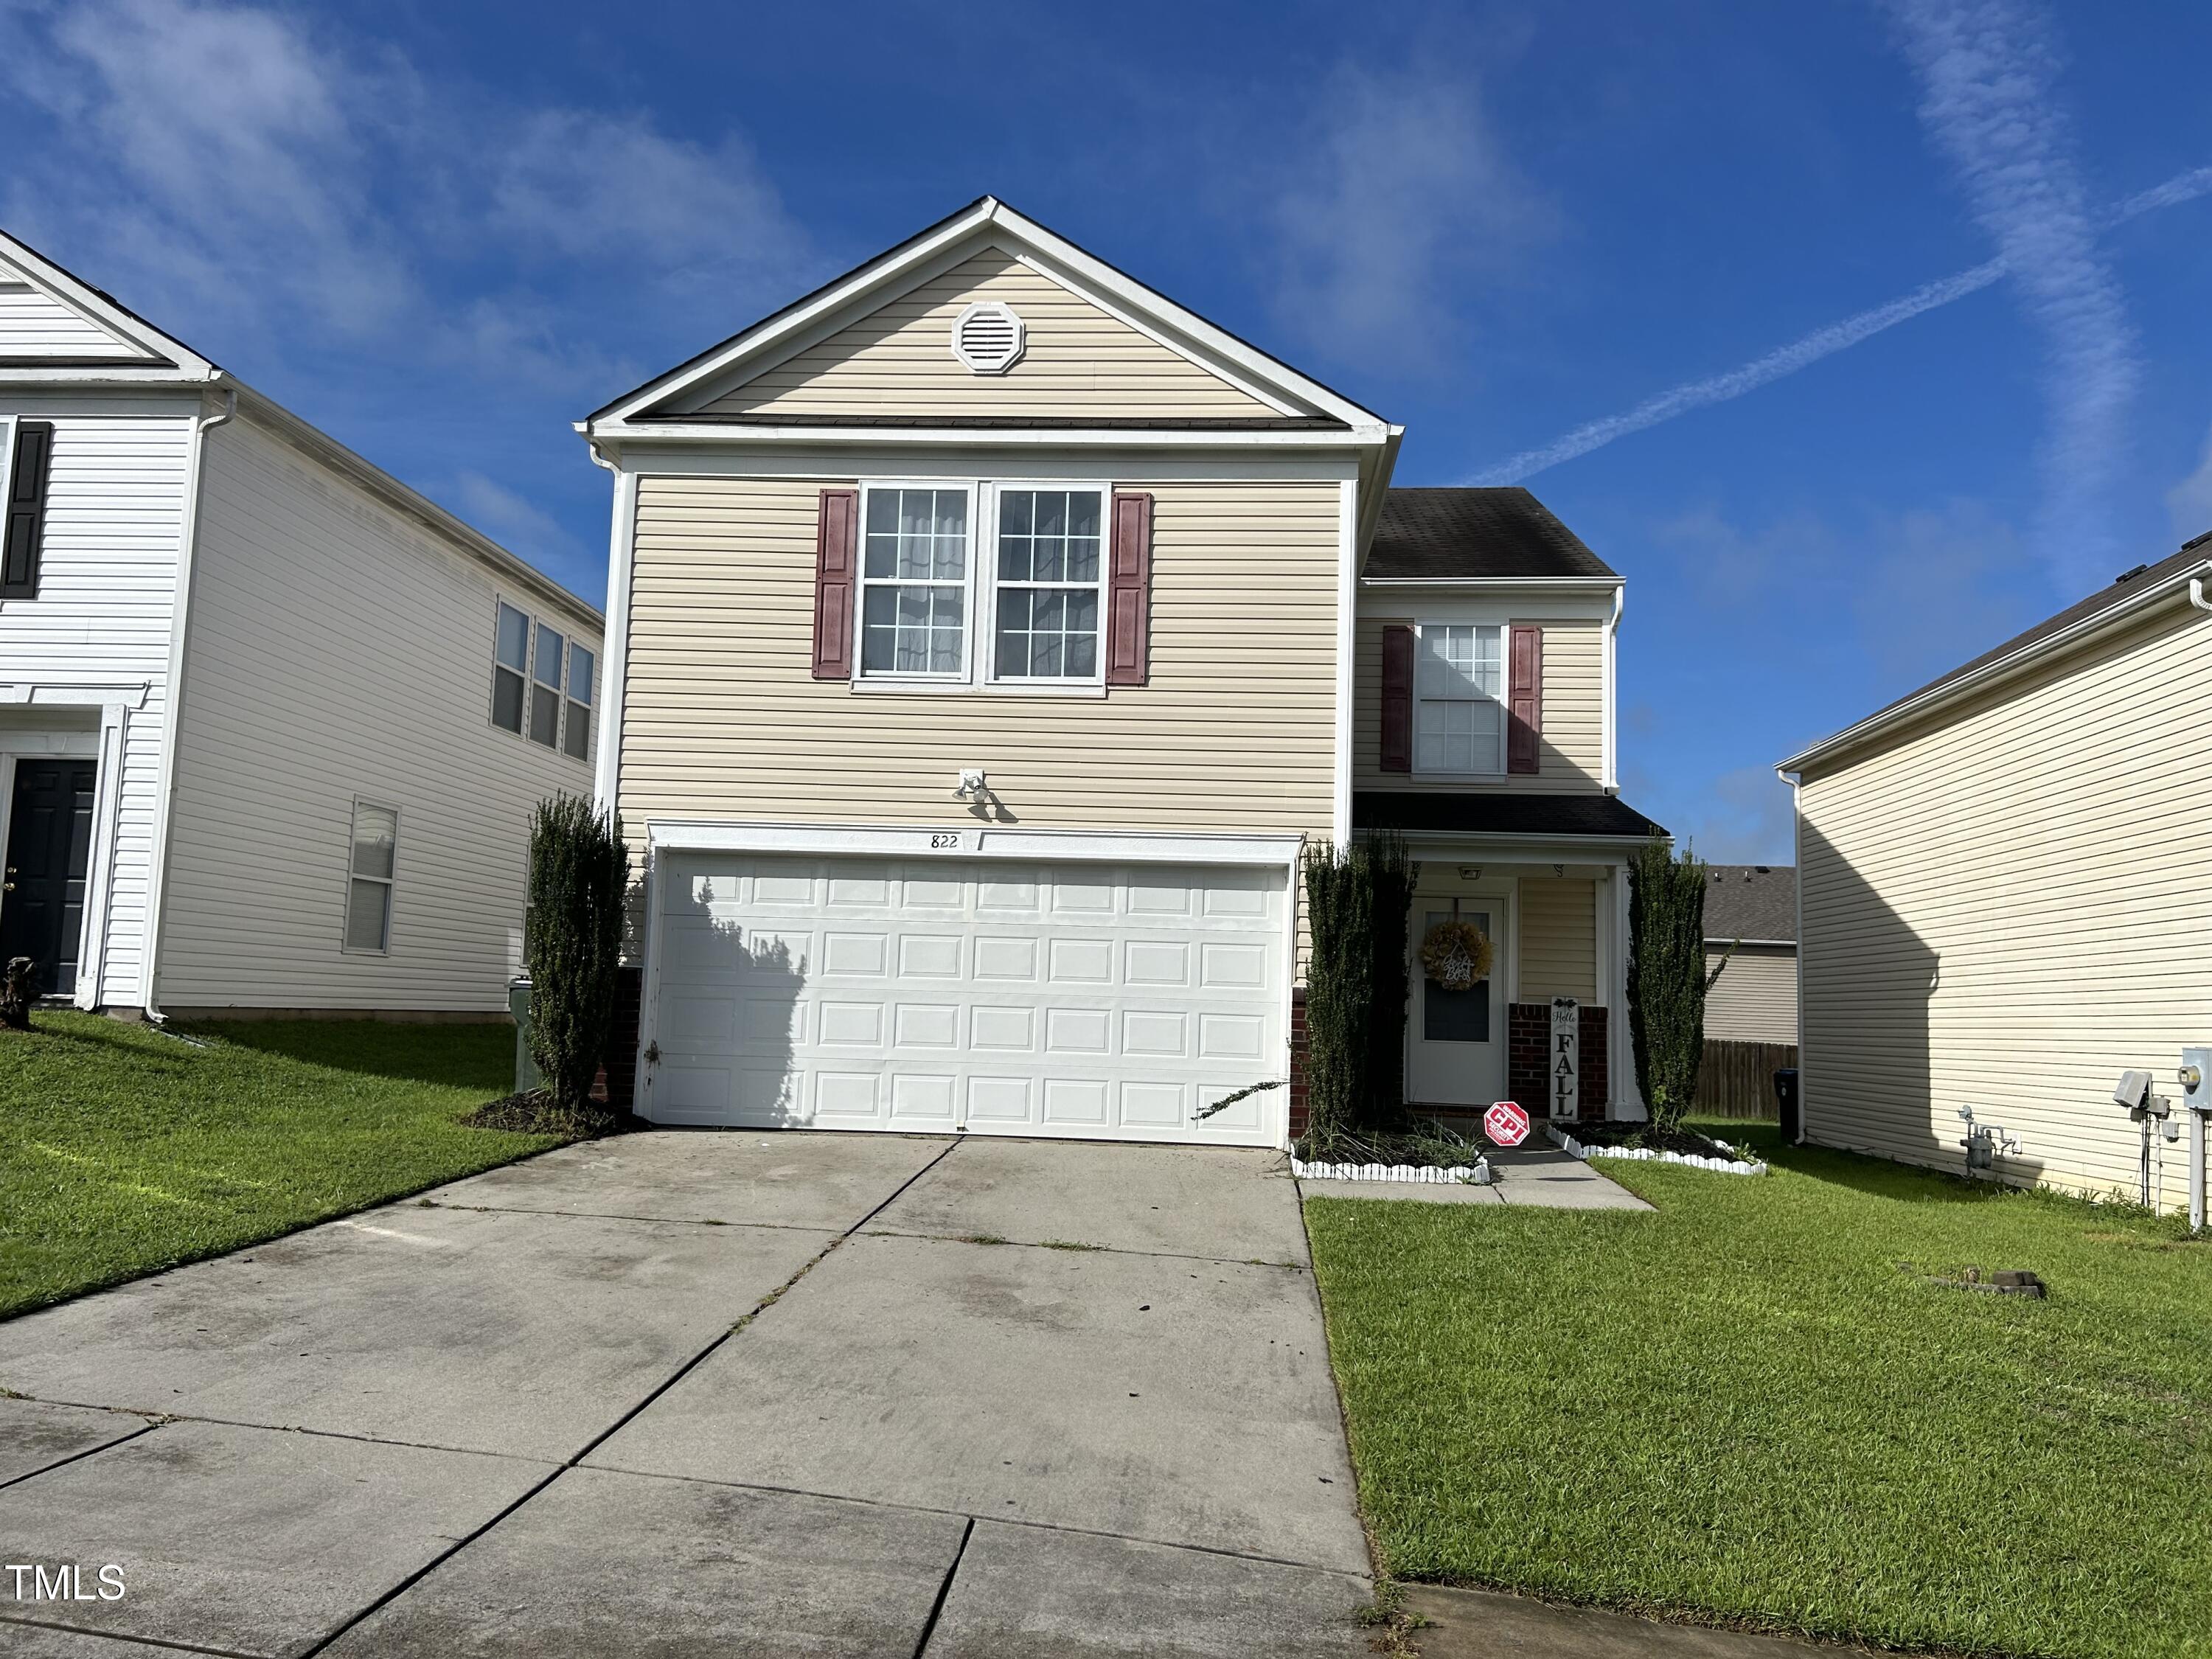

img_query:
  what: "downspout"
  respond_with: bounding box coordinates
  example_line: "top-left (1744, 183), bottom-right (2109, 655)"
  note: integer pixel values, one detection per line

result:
top-left (1602, 583), bottom-right (1623, 793)
top-left (139, 380), bottom-right (235, 1023)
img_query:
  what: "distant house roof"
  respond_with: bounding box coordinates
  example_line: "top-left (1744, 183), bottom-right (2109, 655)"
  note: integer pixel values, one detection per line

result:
top-left (1366, 487), bottom-right (1618, 582)
top-left (1782, 537), bottom-right (2212, 773)
top-left (1354, 791), bottom-right (1662, 840)
top-left (1704, 864), bottom-right (1795, 945)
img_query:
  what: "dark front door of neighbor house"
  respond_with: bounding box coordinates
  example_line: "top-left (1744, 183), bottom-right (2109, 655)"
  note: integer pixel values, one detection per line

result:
top-left (0, 759), bottom-right (97, 997)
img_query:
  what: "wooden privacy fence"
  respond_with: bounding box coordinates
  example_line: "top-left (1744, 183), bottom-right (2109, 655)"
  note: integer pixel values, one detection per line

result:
top-left (1697, 1040), bottom-right (1796, 1119)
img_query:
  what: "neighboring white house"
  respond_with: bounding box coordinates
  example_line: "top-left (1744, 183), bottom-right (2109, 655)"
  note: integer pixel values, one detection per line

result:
top-left (1781, 542), bottom-right (2212, 1209)
top-left (577, 197), bottom-right (1662, 1146)
top-left (0, 229), bottom-right (602, 1018)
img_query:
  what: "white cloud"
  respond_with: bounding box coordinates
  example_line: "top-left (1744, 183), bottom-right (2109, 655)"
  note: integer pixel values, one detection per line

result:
top-left (447, 470), bottom-right (582, 561)
top-left (1884, 0), bottom-right (2138, 592)
top-left (1271, 65), bottom-right (1555, 372)
top-left (0, 0), bottom-right (813, 383)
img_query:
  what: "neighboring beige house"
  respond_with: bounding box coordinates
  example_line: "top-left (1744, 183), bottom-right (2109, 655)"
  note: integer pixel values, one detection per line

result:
top-left (1781, 540), bottom-right (2212, 1208)
top-left (581, 197), bottom-right (1661, 1147)
top-left (0, 227), bottom-right (602, 1018)
top-left (1703, 864), bottom-right (1797, 1046)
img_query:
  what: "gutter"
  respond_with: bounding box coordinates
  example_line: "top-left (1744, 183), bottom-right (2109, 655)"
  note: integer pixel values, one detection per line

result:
top-left (1781, 558), bottom-right (2212, 774)
top-left (139, 383), bottom-right (236, 1023)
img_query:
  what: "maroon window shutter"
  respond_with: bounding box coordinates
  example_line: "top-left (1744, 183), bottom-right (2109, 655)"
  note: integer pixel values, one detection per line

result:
top-left (812, 488), bottom-right (858, 679)
top-left (1, 420), bottom-right (55, 600)
top-left (1380, 625), bottom-right (1413, 773)
top-left (1107, 491), bottom-right (1152, 686)
top-left (1507, 624), bottom-right (1543, 774)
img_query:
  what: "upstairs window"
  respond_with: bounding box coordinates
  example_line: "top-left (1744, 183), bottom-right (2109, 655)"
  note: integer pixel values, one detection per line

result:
top-left (1414, 623), bottom-right (1504, 774)
top-left (993, 488), bottom-right (1102, 681)
top-left (490, 598), bottom-right (591, 761)
top-left (530, 622), bottom-right (564, 748)
top-left (860, 487), bottom-right (970, 677)
top-left (564, 644), bottom-right (595, 762)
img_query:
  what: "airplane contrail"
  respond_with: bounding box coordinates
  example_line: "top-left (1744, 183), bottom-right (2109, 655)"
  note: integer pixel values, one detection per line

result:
top-left (1470, 161), bottom-right (2212, 487)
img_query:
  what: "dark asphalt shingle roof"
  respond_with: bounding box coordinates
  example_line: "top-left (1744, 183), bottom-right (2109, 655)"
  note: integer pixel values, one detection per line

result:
top-left (1703, 865), bottom-right (1796, 944)
top-left (1367, 487), bottom-right (1618, 582)
top-left (1354, 791), bottom-right (1663, 839)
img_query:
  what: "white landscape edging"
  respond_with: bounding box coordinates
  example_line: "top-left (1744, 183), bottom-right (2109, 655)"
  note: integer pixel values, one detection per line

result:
top-left (1545, 1124), bottom-right (1767, 1177)
top-left (1291, 1158), bottom-right (1493, 1185)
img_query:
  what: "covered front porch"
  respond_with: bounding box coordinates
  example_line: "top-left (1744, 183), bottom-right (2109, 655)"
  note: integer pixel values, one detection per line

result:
top-left (1357, 789), bottom-right (1666, 1124)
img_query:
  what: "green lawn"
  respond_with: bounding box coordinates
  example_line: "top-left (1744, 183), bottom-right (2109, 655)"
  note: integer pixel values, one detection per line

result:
top-left (1304, 1122), bottom-right (2212, 1659)
top-left (1, 1011), bottom-right (571, 1321)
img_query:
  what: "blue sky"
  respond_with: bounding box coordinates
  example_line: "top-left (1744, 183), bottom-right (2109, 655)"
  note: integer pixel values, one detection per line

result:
top-left (7, 0), bottom-right (2211, 861)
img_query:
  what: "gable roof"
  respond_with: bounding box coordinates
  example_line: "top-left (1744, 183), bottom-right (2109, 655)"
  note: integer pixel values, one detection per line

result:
top-left (1366, 487), bottom-right (1618, 582)
top-left (1703, 864), bottom-right (1795, 944)
top-left (584, 197), bottom-right (1394, 440)
top-left (0, 226), bottom-right (597, 628)
top-left (1781, 537), bottom-right (2212, 773)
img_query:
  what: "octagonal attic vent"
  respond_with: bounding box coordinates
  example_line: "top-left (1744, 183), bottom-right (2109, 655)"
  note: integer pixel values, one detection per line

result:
top-left (950, 301), bottom-right (1025, 374)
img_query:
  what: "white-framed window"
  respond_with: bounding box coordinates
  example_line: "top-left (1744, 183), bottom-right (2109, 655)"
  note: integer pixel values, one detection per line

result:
top-left (490, 598), bottom-right (592, 761)
top-left (564, 643), bottom-right (595, 762)
top-left (992, 487), bottom-right (1104, 681)
top-left (855, 479), bottom-right (1108, 689)
top-left (1414, 622), bottom-right (1505, 775)
top-left (860, 484), bottom-right (973, 678)
top-left (343, 799), bottom-right (398, 954)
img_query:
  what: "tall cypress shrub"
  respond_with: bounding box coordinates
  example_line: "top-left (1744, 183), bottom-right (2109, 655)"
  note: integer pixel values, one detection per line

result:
top-left (1626, 832), bottom-right (1709, 1131)
top-left (526, 794), bottom-right (630, 1113)
top-left (1363, 832), bottom-right (1416, 1126)
top-left (1301, 839), bottom-right (1374, 1146)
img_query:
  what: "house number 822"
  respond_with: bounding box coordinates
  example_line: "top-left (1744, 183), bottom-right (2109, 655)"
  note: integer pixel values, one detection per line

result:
top-left (930, 832), bottom-right (960, 849)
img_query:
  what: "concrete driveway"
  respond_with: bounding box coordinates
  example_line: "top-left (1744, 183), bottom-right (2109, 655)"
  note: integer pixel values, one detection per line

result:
top-left (0, 1133), bottom-right (1372, 1658)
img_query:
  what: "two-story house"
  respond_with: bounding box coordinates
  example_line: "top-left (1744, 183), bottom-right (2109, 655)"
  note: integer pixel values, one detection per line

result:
top-left (0, 228), bottom-right (602, 1019)
top-left (581, 198), bottom-right (1660, 1146)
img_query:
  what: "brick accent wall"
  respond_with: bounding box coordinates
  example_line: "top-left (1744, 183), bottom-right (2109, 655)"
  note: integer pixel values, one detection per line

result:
top-left (1287, 987), bottom-right (1310, 1138)
top-left (1507, 1002), bottom-right (1610, 1122)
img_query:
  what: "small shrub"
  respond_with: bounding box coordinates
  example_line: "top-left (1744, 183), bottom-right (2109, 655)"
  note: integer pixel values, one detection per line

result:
top-left (525, 795), bottom-right (629, 1113)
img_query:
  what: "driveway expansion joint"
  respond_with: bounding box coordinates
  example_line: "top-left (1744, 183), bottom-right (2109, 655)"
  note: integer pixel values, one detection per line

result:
top-left (0, 1608), bottom-right (265, 1656)
top-left (862, 1225), bottom-right (1309, 1272)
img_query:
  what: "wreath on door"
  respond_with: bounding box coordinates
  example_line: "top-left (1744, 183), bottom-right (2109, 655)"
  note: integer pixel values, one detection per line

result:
top-left (1420, 915), bottom-right (1492, 992)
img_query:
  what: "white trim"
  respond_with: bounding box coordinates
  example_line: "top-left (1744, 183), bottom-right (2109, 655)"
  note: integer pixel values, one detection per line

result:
top-left (1334, 478), bottom-right (1356, 845)
top-left (644, 818), bottom-right (1304, 868)
top-left (1409, 619), bottom-right (1508, 780)
top-left (599, 422), bottom-right (1382, 450)
top-left (0, 725), bottom-right (106, 1007)
top-left (138, 395), bottom-right (226, 1012)
top-left (1778, 558), bottom-right (2212, 773)
top-left (981, 481), bottom-right (1110, 690)
top-left (75, 707), bottom-right (128, 1007)
top-left (0, 234), bottom-right (210, 376)
top-left (1790, 773), bottom-right (1806, 1145)
top-left (339, 796), bottom-right (400, 956)
top-left (613, 447), bottom-right (1358, 485)
top-left (594, 199), bottom-right (1388, 435)
top-left (0, 680), bottom-right (150, 708)
top-left (592, 465), bottom-right (638, 815)
top-left (854, 479), bottom-right (981, 686)
top-left (1361, 576), bottom-right (1625, 591)
top-left (0, 414), bottom-right (15, 537)
top-left (1602, 584), bottom-right (1621, 792)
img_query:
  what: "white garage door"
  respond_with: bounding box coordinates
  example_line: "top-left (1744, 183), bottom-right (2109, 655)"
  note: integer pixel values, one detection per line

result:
top-left (645, 852), bottom-right (1290, 1146)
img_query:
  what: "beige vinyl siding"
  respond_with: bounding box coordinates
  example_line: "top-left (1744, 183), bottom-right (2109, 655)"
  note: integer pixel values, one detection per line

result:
top-left (159, 414), bottom-right (601, 1012)
top-left (1704, 943), bottom-right (1797, 1043)
top-left (1353, 612), bottom-right (1603, 790)
top-left (1797, 601), bottom-right (2212, 1209)
top-left (696, 251), bottom-right (1277, 421)
top-left (1516, 878), bottom-right (1596, 1001)
top-left (617, 473), bottom-right (1338, 841)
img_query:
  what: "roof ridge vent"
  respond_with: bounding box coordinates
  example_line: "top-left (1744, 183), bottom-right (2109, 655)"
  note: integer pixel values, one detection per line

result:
top-left (2113, 561), bottom-right (2151, 584)
top-left (951, 300), bottom-right (1025, 375)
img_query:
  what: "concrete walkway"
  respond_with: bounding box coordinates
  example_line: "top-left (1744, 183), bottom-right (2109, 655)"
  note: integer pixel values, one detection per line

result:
top-left (0, 1133), bottom-right (1373, 1658)
top-left (1298, 1141), bottom-right (1653, 1208)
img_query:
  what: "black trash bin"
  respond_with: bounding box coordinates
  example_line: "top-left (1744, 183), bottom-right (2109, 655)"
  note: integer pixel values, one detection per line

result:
top-left (1773, 1068), bottom-right (1799, 1142)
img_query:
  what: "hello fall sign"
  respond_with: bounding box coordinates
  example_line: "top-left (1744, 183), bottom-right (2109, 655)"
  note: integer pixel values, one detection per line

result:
top-left (1549, 997), bottom-right (1579, 1121)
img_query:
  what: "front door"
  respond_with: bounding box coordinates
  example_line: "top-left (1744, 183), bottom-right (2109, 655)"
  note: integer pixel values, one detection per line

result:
top-left (0, 759), bottom-right (97, 997)
top-left (1405, 902), bottom-right (1506, 1107)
